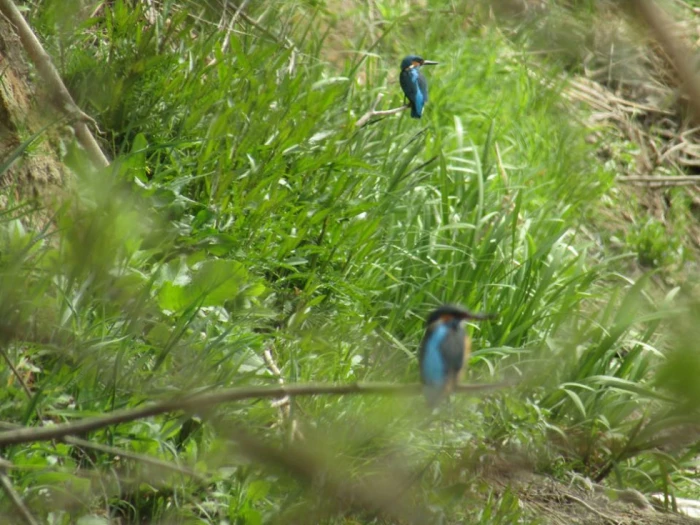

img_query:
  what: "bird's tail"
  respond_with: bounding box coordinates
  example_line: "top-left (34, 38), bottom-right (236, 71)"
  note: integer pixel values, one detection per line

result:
top-left (424, 375), bottom-right (461, 409)
top-left (423, 384), bottom-right (444, 409)
top-left (410, 105), bottom-right (421, 119)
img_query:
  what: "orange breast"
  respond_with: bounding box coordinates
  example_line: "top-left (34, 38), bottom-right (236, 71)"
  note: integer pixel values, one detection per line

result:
top-left (457, 335), bottom-right (471, 382)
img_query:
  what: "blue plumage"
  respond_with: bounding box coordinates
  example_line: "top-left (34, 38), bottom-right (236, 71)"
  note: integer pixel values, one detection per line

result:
top-left (418, 304), bottom-right (495, 408)
top-left (399, 55), bottom-right (438, 119)
top-left (422, 323), bottom-right (448, 384)
top-left (421, 323), bottom-right (448, 405)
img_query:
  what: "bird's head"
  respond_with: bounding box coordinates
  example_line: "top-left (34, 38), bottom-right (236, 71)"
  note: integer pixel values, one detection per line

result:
top-left (425, 304), bottom-right (496, 327)
top-left (400, 55), bottom-right (439, 70)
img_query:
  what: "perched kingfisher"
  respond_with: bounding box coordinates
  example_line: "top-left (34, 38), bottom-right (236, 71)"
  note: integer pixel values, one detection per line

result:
top-left (399, 55), bottom-right (438, 119)
top-left (419, 304), bottom-right (494, 408)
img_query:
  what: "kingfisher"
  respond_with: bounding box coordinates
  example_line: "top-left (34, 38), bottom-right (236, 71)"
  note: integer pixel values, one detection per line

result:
top-left (419, 304), bottom-right (494, 408)
top-left (399, 55), bottom-right (438, 119)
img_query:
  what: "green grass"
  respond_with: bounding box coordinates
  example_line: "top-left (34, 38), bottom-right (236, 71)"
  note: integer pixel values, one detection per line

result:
top-left (1, 0), bottom-right (699, 522)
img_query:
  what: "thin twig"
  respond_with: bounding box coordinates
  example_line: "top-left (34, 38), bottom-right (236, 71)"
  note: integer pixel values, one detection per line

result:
top-left (617, 175), bottom-right (700, 186)
top-left (0, 418), bottom-right (205, 481)
top-left (0, 381), bottom-right (508, 446)
top-left (263, 346), bottom-right (304, 441)
top-left (563, 494), bottom-right (619, 525)
top-left (221, 0), bottom-right (250, 53)
top-left (62, 435), bottom-right (207, 481)
top-left (263, 348), bottom-right (288, 408)
top-left (0, 0), bottom-right (109, 168)
top-left (0, 345), bottom-right (45, 429)
top-left (0, 457), bottom-right (38, 525)
top-left (0, 346), bottom-right (32, 400)
top-left (229, 0), bottom-right (250, 30)
top-left (237, 9), bottom-right (297, 51)
top-left (355, 93), bottom-right (410, 127)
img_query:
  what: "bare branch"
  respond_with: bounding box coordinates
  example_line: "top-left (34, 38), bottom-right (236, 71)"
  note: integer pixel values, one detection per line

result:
top-left (0, 0), bottom-right (109, 168)
top-left (0, 381), bottom-right (507, 446)
top-left (355, 93), bottom-right (410, 127)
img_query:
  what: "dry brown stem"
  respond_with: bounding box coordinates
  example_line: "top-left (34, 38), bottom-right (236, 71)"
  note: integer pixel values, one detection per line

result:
top-left (0, 0), bottom-right (109, 168)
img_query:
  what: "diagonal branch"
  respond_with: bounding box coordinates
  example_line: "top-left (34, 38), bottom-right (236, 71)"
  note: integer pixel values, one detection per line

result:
top-left (0, 0), bottom-right (109, 168)
top-left (355, 93), bottom-right (410, 127)
top-left (0, 381), bottom-right (507, 446)
top-left (0, 457), bottom-right (38, 525)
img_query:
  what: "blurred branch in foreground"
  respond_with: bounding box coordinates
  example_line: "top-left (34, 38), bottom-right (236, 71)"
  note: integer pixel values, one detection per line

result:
top-left (628, 0), bottom-right (700, 121)
top-left (229, 425), bottom-right (431, 524)
top-left (0, 381), bottom-right (508, 446)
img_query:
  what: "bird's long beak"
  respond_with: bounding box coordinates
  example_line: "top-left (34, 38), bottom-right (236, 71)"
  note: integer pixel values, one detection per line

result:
top-left (460, 311), bottom-right (497, 321)
top-left (422, 60), bottom-right (439, 66)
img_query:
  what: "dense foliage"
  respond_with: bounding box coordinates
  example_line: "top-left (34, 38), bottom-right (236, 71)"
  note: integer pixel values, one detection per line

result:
top-left (2, 0), bottom-right (700, 523)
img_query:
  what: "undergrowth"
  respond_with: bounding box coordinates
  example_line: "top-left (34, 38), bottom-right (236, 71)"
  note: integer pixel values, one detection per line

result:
top-left (0, 0), bottom-right (698, 523)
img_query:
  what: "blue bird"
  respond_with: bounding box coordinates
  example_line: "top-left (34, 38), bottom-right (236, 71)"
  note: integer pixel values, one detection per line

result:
top-left (419, 304), bottom-right (495, 408)
top-left (399, 55), bottom-right (438, 119)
